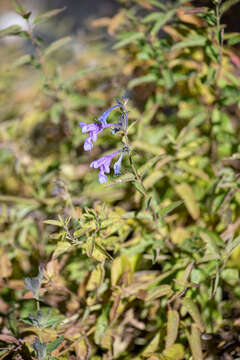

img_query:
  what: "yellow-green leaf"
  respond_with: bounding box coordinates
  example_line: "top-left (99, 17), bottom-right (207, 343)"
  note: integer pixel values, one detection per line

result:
top-left (142, 331), bottom-right (161, 357)
top-left (162, 343), bottom-right (185, 360)
top-left (44, 37), bottom-right (71, 57)
top-left (166, 310), bottom-right (179, 349)
top-left (53, 241), bottom-right (71, 259)
top-left (187, 324), bottom-right (203, 360)
top-left (175, 183), bottom-right (200, 220)
top-left (182, 298), bottom-right (204, 332)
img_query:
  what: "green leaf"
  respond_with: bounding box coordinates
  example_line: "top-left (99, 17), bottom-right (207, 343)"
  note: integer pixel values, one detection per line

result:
top-left (138, 155), bottom-right (163, 178)
top-left (62, 67), bottom-right (93, 88)
top-left (182, 298), bottom-right (204, 332)
top-left (220, 0), bottom-right (239, 16)
top-left (149, 0), bottom-right (166, 10)
top-left (94, 305), bottom-right (110, 345)
top-left (33, 7), bottom-right (66, 25)
top-left (199, 228), bottom-right (222, 257)
top-left (172, 35), bottom-right (206, 50)
top-left (226, 235), bottom-right (240, 255)
top-left (133, 181), bottom-right (146, 196)
top-left (159, 201), bottom-right (183, 218)
top-left (146, 285), bottom-right (173, 301)
top-left (142, 331), bottom-right (161, 356)
top-left (143, 12), bottom-right (164, 23)
top-left (87, 264), bottom-right (103, 291)
top-left (44, 220), bottom-right (63, 227)
top-left (151, 9), bottom-right (176, 35)
top-left (0, 25), bottom-right (22, 38)
top-left (221, 268), bottom-right (239, 285)
top-left (166, 310), bottom-right (179, 350)
top-left (187, 325), bottom-right (203, 360)
top-left (162, 343), bottom-right (185, 360)
top-left (128, 74), bottom-right (157, 89)
top-left (53, 241), bottom-right (71, 259)
top-left (11, 54), bottom-right (32, 68)
top-left (111, 255), bottom-right (132, 286)
top-left (13, 0), bottom-right (25, 15)
top-left (227, 33), bottom-right (240, 46)
top-left (175, 183), bottom-right (200, 220)
top-left (44, 36), bottom-right (71, 57)
top-left (46, 337), bottom-right (64, 355)
top-left (113, 32), bottom-right (144, 49)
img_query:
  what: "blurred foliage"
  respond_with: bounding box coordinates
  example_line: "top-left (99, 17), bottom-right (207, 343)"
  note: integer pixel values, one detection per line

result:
top-left (1, 0), bottom-right (240, 359)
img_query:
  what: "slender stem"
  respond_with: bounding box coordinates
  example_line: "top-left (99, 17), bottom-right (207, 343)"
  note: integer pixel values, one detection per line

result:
top-left (124, 131), bottom-right (158, 223)
top-left (27, 19), bottom-right (47, 76)
top-left (215, 0), bottom-right (224, 82)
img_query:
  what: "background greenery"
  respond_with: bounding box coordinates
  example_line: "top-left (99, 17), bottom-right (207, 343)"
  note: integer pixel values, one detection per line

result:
top-left (1, 0), bottom-right (240, 359)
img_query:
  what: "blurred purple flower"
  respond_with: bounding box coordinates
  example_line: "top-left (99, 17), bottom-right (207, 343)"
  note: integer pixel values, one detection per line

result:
top-left (90, 150), bottom-right (121, 184)
top-left (79, 122), bottom-right (112, 151)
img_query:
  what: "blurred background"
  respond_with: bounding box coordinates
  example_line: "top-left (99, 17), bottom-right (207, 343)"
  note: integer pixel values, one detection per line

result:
top-left (1, 0), bottom-right (240, 36)
top-left (0, 0), bottom-right (119, 33)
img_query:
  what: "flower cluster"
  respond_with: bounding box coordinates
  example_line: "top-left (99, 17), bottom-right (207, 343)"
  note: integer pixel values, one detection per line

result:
top-left (79, 100), bottom-right (128, 184)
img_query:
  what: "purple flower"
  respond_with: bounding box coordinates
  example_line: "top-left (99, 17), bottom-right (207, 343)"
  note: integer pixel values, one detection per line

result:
top-left (79, 122), bottom-right (112, 151)
top-left (90, 150), bottom-right (121, 184)
top-left (98, 105), bottom-right (120, 126)
top-left (79, 104), bottom-right (121, 151)
top-left (113, 151), bottom-right (124, 175)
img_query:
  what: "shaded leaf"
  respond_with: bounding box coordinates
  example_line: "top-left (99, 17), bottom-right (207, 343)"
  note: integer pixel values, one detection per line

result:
top-left (142, 331), bottom-right (161, 356)
top-left (220, 0), bottom-right (239, 15)
top-left (11, 54), bottom-right (32, 68)
top-left (46, 336), bottom-right (64, 354)
top-left (44, 37), bottom-right (72, 57)
top-left (159, 201), bottom-right (183, 218)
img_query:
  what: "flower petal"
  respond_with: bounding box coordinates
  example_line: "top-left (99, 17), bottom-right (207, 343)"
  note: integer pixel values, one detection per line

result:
top-left (98, 105), bottom-right (120, 125)
top-left (99, 171), bottom-right (107, 184)
top-left (84, 137), bottom-right (93, 151)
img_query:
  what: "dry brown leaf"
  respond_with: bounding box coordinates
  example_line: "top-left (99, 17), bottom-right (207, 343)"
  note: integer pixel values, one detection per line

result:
top-left (0, 252), bottom-right (12, 279)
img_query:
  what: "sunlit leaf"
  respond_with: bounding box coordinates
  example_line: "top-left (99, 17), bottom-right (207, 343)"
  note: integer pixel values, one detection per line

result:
top-left (175, 183), bottom-right (200, 220)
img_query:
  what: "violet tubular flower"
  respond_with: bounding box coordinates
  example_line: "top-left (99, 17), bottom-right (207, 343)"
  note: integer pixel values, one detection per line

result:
top-left (79, 122), bottom-right (112, 151)
top-left (79, 104), bottom-right (121, 151)
top-left (98, 104), bottom-right (120, 126)
top-left (90, 150), bottom-right (121, 184)
top-left (114, 151), bottom-right (124, 175)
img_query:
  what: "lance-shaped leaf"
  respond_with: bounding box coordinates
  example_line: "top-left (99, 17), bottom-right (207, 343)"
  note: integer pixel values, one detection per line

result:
top-left (159, 201), bottom-right (183, 218)
top-left (182, 298), bottom-right (204, 332)
top-left (175, 183), bottom-right (200, 220)
top-left (0, 25), bottom-right (22, 38)
top-left (33, 7), bottom-right (66, 25)
top-left (46, 336), bottom-right (64, 355)
top-left (162, 343), bottom-right (185, 360)
top-left (187, 324), bottom-right (203, 360)
top-left (44, 37), bottom-right (72, 58)
top-left (220, 0), bottom-right (239, 16)
top-left (166, 310), bottom-right (180, 349)
top-left (113, 32), bottom-right (144, 49)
